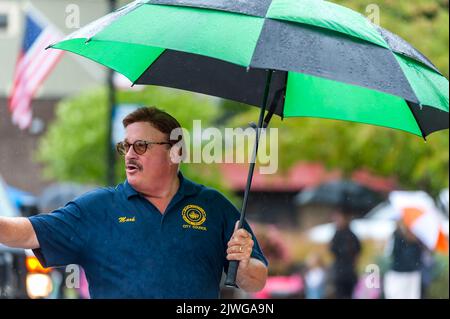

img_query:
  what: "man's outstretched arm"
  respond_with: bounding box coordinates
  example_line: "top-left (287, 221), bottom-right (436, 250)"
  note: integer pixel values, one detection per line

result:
top-left (0, 217), bottom-right (39, 249)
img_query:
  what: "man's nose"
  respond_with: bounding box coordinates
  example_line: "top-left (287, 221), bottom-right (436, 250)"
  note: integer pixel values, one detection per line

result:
top-left (125, 145), bottom-right (138, 158)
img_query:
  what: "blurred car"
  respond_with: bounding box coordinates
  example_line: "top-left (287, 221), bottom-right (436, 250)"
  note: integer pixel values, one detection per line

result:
top-left (0, 176), bottom-right (53, 299)
top-left (5, 184), bottom-right (39, 218)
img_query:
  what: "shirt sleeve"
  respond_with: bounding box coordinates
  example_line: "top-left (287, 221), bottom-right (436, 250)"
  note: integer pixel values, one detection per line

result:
top-left (28, 202), bottom-right (85, 268)
top-left (219, 193), bottom-right (269, 273)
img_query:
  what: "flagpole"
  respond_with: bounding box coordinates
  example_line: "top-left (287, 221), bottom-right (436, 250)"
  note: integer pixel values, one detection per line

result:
top-left (106, 0), bottom-right (117, 186)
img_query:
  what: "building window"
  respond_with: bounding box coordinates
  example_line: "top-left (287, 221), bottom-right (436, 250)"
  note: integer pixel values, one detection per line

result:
top-left (0, 3), bottom-right (19, 37)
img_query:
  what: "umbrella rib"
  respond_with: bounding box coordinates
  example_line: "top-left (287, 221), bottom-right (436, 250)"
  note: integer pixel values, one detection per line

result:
top-left (406, 101), bottom-right (428, 140)
top-left (263, 85), bottom-right (285, 127)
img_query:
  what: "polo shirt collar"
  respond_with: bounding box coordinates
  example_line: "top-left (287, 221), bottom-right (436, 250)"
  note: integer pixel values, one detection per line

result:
top-left (177, 171), bottom-right (200, 196)
top-left (124, 180), bottom-right (139, 199)
top-left (124, 172), bottom-right (200, 200)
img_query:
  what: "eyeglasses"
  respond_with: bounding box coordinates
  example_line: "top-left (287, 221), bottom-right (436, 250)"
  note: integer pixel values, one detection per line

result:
top-left (116, 140), bottom-right (172, 156)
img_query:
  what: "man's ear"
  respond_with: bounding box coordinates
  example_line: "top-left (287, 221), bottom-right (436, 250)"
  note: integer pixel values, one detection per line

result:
top-left (169, 143), bottom-right (184, 164)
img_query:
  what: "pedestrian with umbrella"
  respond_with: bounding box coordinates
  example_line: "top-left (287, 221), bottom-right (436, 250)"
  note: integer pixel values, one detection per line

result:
top-left (1, 0), bottom-right (448, 296)
top-left (383, 191), bottom-right (449, 299)
top-left (383, 218), bottom-right (425, 299)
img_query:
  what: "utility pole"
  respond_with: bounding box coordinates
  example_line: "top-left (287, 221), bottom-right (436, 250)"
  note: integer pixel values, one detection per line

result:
top-left (106, 0), bottom-right (117, 186)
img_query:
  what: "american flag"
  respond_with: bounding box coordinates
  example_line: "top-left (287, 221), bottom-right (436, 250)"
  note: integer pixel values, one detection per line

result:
top-left (8, 6), bottom-right (64, 130)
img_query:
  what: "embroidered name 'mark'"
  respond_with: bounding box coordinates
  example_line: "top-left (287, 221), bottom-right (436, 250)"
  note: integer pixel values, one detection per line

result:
top-left (118, 216), bottom-right (136, 223)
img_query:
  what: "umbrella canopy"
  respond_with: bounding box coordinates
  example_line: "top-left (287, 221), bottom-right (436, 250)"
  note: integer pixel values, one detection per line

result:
top-left (437, 188), bottom-right (449, 216)
top-left (389, 191), bottom-right (449, 254)
top-left (295, 180), bottom-right (384, 215)
top-left (307, 218), bottom-right (397, 243)
top-left (49, 0), bottom-right (449, 138)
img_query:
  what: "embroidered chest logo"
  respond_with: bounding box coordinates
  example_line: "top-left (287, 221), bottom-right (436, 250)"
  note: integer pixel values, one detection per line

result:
top-left (182, 205), bottom-right (207, 231)
top-left (118, 216), bottom-right (136, 223)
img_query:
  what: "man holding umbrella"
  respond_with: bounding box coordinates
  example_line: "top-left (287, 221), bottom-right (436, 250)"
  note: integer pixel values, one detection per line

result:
top-left (0, 107), bottom-right (268, 298)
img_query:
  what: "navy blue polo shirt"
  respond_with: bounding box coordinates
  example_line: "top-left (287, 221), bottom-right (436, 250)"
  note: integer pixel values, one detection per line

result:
top-left (28, 173), bottom-right (268, 299)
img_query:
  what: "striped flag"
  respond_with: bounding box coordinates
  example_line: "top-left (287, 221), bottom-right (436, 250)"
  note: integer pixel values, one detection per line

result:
top-left (8, 5), bottom-right (64, 130)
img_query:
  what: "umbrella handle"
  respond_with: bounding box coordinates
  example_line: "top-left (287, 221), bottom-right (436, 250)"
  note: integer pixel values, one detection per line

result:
top-left (224, 261), bottom-right (239, 287)
top-left (225, 217), bottom-right (244, 288)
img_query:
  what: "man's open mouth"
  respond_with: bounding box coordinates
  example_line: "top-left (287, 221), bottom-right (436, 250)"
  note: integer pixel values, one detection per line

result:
top-left (126, 163), bottom-right (141, 173)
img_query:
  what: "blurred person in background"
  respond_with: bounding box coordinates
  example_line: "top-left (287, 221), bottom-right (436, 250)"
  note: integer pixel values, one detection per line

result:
top-left (329, 209), bottom-right (361, 299)
top-left (304, 253), bottom-right (326, 299)
top-left (420, 249), bottom-right (436, 299)
top-left (383, 220), bottom-right (425, 299)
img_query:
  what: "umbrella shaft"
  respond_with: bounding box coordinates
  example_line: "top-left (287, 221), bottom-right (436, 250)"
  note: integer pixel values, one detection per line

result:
top-left (225, 70), bottom-right (274, 288)
top-left (238, 70), bottom-right (274, 227)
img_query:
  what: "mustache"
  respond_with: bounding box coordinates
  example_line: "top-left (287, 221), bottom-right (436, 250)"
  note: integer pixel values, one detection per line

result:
top-left (126, 159), bottom-right (143, 171)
